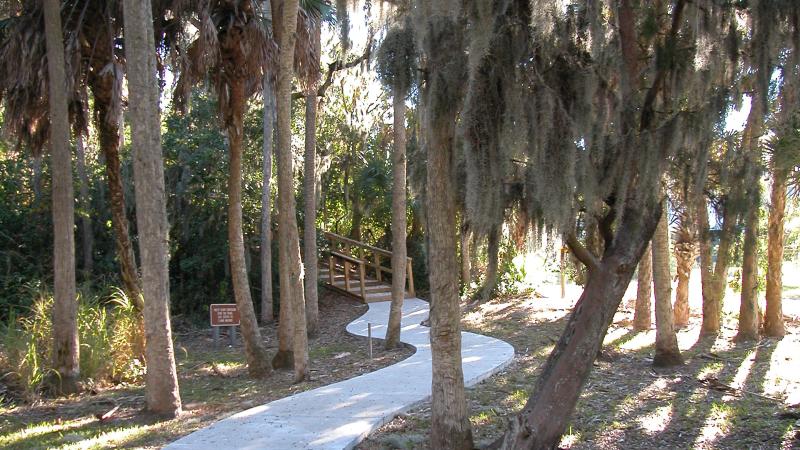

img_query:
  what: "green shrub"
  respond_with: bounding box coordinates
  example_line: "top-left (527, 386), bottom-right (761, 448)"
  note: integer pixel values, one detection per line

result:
top-left (0, 285), bottom-right (144, 399)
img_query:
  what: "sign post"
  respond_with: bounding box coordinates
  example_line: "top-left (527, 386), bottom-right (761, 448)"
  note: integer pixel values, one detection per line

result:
top-left (210, 304), bottom-right (240, 348)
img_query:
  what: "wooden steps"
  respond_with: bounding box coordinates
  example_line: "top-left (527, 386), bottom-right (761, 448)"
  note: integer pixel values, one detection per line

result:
top-left (319, 232), bottom-right (415, 304)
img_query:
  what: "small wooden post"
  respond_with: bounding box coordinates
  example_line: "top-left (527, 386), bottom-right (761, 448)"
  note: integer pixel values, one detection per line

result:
top-left (359, 262), bottom-right (367, 300)
top-left (374, 253), bottom-right (382, 282)
top-left (213, 326), bottom-right (220, 349)
top-left (406, 258), bottom-right (415, 297)
top-left (344, 260), bottom-right (351, 291)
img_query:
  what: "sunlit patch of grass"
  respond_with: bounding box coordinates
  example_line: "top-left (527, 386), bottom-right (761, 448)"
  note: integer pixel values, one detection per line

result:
top-left (470, 408), bottom-right (498, 426)
top-left (697, 361), bottom-right (724, 380)
top-left (691, 401), bottom-right (735, 447)
top-left (636, 404), bottom-right (672, 435)
top-left (508, 389), bottom-right (527, 410)
top-left (558, 425), bottom-right (582, 447)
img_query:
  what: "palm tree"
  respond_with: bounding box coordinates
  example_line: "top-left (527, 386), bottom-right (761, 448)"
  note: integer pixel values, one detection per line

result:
top-left (175, 0), bottom-right (279, 377)
top-left (672, 205), bottom-right (697, 328)
top-left (376, 22), bottom-right (415, 349)
top-left (122, 0), bottom-right (182, 415)
top-left (0, 2), bottom-right (143, 308)
top-left (43, 0), bottom-right (79, 395)
top-left (652, 201), bottom-right (682, 366)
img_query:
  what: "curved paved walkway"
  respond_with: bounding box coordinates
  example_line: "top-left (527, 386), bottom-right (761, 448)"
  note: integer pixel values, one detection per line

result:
top-left (166, 298), bottom-right (515, 450)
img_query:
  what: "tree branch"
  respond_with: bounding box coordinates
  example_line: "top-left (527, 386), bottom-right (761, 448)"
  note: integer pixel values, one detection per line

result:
top-left (566, 233), bottom-right (600, 272)
top-left (292, 37), bottom-right (373, 100)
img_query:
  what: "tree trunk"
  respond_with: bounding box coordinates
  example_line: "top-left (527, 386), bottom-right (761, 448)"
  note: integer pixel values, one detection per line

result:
top-left (303, 24), bottom-right (321, 338)
top-left (493, 205), bottom-right (661, 449)
top-left (32, 154), bottom-right (43, 205)
top-left (123, 0), bottom-right (182, 415)
top-left (736, 97), bottom-right (764, 342)
top-left (697, 195), bottom-right (736, 336)
top-left (475, 224), bottom-right (501, 301)
top-left (89, 80), bottom-right (143, 309)
top-left (672, 238), bottom-right (693, 328)
top-left (75, 134), bottom-right (93, 276)
top-left (44, 0), bottom-right (79, 395)
top-left (227, 79), bottom-right (272, 378)
top-left (652, 203), bottom-right (682, 367)
top-left (385, 90), bottom-right (407, 350)
top-left (261, 76), bottom-right (275, 324)
top-left (460, 221), bottom-right (471, 293)
top-left (736, 175), bottom-right (761, 341)
top-left (764, 167), bottom-right (787, 337)
top-left (277, 0), bottom-right (309, 383)
top-left (632, 243), bottom-right (652, 331)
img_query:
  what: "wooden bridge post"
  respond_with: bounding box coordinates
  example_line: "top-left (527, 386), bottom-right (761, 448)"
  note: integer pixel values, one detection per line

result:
top-left (358, 262), bottom-right (367, 300)
top-left (328, 254), bottom-right (335, 285)
top-left (344, 261), bottom-right (351, 291)
top-left (374, 253), bottom-right (382, 282)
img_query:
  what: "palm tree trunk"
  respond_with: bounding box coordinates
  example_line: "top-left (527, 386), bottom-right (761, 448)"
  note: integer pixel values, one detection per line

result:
top-left (123, 0), bottom-right (182, 415)
top-left (75, 134), bottom-right (93, 276)
top-left (277, 0), bottom-right (309, 383)
top-left (44, 0), bottom-right (79, 395)
top-left (385, 90), bottom-right (407, 350)
top-left (633, 243), bottom-right (652, 331)
top-left (90, 83), bottom-right (143, 309)
top-left (672, 238), bottom-right (694, 328)
top-left (736, 98), bottom-right (764, 342)
top-left (261, 76), bottom-right (276, 324)
top-left (228, 79), bottom-right (272, 378)
top-left (736, 177), bottom-right (761, 341)
top-left (652, 203), bottom-right (682, 366)
top-left (303, 24), bottom-right (321, 338)
top-left (697, 196), bottom-right (736, 336)
top-left (764, 167), bottom-right (787, 337)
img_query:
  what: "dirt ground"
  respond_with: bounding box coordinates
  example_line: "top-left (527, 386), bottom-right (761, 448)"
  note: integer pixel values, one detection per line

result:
top-left (0, 291), bottom-right (413, 449)
top-left (358, 276), bottom-right (800, 450)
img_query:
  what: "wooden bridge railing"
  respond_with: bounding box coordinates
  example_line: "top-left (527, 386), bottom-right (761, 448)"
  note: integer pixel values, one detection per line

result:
top-left (323, 231), bottom-right (415, 300)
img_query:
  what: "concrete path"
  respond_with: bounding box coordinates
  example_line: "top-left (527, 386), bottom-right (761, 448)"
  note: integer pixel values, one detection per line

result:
top-left (166, 298), bottom-right (515, 450)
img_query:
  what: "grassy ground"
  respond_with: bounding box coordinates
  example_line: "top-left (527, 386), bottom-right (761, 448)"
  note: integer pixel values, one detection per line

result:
top-left (0, 291), bottom-right (413, 449)
top-left (358, 285), bottom-right (800, 449)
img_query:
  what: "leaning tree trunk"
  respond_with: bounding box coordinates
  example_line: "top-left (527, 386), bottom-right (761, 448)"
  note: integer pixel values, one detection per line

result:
top-left (303, 24), bottom-right (321, 338)
top-left (44, 0), bottom-right (79, 395)
top-left (385, 89), bottom-right (407, 350)
top-left (764, 166), bottom-right (787, 337)
top-left (75, 135), bottom-right (93, 276)
top-left (277, 0), bottom-right (309, 383)
top-left (632, 243), bottom-right (652, 331)
top-left (227, 80), bottom-right (272, 378)
top-left (493, 204), bottom-right (662, 449)
top-left (652, 203), bottom-right (682, 367)
top-left (261, 76), bottom-right (276, 324)
top-left (123, 0), bottom-right (182, 415)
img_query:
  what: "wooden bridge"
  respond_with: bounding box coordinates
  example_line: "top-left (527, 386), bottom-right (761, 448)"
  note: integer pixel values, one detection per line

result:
top-left (320, 232), bottom-right (415, 303)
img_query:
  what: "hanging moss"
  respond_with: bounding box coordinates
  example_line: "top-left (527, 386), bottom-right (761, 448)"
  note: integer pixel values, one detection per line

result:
top-left (375, 21), bottom-right (416, 97)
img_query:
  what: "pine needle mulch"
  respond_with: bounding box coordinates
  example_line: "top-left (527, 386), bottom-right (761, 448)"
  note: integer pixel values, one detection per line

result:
top-left (358, 289), bottom-right (800, 449)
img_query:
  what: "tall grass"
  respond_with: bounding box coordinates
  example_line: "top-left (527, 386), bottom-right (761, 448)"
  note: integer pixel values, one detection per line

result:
top-left (0, 284), bottom-right (144, 399)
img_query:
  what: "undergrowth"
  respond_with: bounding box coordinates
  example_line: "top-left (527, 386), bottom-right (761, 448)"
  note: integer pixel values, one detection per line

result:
top-left (0, 284), bottom-right (144, 400)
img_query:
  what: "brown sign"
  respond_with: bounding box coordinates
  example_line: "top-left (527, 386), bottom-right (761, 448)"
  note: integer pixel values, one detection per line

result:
top-left (210, 304), bottom-right (240, 327)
